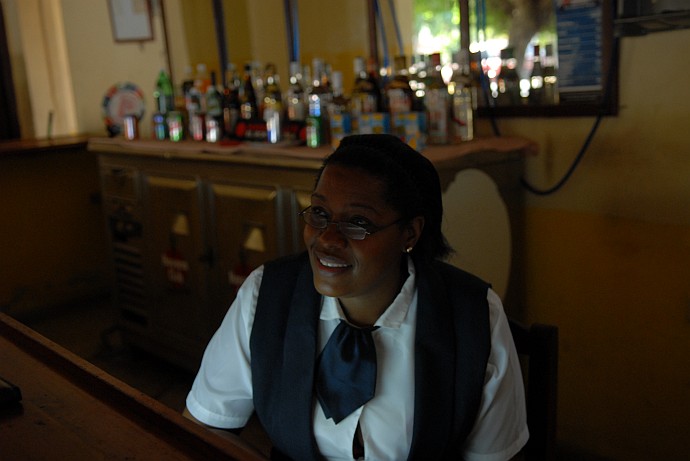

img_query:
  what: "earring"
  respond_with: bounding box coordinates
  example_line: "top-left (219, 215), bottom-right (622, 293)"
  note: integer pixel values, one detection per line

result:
top-left (404, 246), bottom-right (413, 253)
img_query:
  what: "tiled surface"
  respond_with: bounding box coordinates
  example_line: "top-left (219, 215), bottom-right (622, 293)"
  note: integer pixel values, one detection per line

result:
top-left (19, 297), bottom-right (272, 457)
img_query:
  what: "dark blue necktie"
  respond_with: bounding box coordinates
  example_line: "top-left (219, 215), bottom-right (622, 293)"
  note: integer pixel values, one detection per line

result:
top-left (316, 320), bottom-right (378, 424)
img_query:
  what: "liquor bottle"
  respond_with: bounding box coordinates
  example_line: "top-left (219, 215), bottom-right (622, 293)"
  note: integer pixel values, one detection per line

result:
top-left (424, 52), bottom-right (449, 145)
top-left (234, 63), bottom-right (261, 141)
top-left (186, 66), bottom-right (203, 118)
top-left (542, 43), bottom-right (559, 105)
top-left (262, 63), bottom-right (283, 143)
top-left (205, 71), bottom-right (223, 142)
top-left (469, 52), bottom-right (484, 109)
top-left (386, 55), bottom-right (414, 115)
top-left (286, 61), bottom-right (306, 123)
top-left (182, 66), bottom-right (194, 104)
top-left (408, 54), bottom-right (427, 112)
top-left (181, 65), bottom-right (199, 129)
top-left (495, 47), bottom-right (521, 107)
top-left (350, 56), bottom-right (380, 133)
top-left (529, 44), bottom-right (544, 105)
top-left (251, 61), bottom-right (265, 118)
top-left (305, 58), bottom-right (332, 147)
top-left (449, 50), bottom-right (474, 142)
top-left (239, 63), bottom-right (258, 121)
top-left (222, 63), bottom-right (241, 139)
top-left (327, 70), bottom-right (351, 148)
top-left (194, 63), bottom-right (211, 108)
top-left (154, 69), bottom-right (174, 115)
top-left (366, 57), bottom-right (384, 112)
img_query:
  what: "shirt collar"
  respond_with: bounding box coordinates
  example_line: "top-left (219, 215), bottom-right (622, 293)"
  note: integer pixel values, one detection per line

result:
top-left (320, 256), bottom-right (417, 329)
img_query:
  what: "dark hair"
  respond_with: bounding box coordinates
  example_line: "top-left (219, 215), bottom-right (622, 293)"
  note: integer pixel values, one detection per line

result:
top-left (315, 134), bottom-right (453, 263)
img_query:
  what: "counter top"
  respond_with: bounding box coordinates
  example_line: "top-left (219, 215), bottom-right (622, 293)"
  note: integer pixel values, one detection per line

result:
top-left (0, 312), bottom-right (267, 461)
top-left (0, 135), bottom-right (92, 158)
top-left (88, 136), bottom-right (537, 170)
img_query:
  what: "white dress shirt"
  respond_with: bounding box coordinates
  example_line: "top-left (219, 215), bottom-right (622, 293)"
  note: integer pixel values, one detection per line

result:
top-left (186, 258), bottom-right (528, 460)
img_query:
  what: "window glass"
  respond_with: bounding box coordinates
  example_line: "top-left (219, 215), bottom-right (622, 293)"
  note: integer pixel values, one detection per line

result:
top-left (412, 0), bottom-right (561, 106)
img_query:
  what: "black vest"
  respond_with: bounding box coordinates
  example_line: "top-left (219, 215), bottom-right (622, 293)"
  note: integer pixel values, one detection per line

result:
top-left (250, 252), bottom-right (491, 461)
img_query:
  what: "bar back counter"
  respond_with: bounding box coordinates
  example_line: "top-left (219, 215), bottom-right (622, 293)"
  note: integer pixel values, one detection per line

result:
top-left (88, 137), bottom-right (534, 371)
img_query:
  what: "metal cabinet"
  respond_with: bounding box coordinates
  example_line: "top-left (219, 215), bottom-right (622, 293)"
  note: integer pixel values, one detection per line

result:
top-left (140, 172), bottom-right (209, 365)
top-left (98, 155), bottom-right (317, 371)
top-left (93, 136), bottom-right (531, 370)
top-left (205, 181), bottom-right (284, 337)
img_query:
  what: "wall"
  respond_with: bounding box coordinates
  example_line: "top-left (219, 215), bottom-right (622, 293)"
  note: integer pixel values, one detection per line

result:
top-left (0, 145), bottom-right (109, 317)
top-left (2, 0), bottom-right (191, 138)
top-left (3, 0), bottom-right (690, 459)
top-left (484, 30), bottom-right (690, 460)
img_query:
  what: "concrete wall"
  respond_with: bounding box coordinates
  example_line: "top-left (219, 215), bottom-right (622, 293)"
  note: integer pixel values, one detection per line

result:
top-left (492, 30), bottom-right (690, 460)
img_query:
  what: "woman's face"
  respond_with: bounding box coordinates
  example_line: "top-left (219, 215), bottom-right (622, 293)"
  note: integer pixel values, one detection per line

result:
top-left (304, 164), bottom-right (422, 314)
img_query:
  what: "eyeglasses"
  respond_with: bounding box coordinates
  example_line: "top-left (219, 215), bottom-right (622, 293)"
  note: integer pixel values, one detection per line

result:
top-left (299, 207), bottom-right (404, 241)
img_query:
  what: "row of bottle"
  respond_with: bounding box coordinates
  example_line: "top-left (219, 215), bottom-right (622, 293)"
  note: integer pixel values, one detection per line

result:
top-left (490, 43), bottom-right (559, 107)
top-left (150, 43), bottom-right (558, 146)
top-left (151, 52), bottom-right (479, 147)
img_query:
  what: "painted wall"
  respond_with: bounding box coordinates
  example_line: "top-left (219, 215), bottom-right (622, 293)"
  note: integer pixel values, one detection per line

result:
top-left (0, 146), bottom-right (108, 317)
top-left (484, 30), bottom-right (690, 460)
top-left (3, 0), bottom-right (690, 459)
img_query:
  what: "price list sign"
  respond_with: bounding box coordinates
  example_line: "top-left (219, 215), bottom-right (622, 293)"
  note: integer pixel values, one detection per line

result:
top-left (555, 0), bottom-right (603, 102)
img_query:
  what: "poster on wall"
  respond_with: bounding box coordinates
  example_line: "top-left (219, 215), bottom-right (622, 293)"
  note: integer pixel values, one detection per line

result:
top-left (108, 0), bottom-right (153, 42)
top-left (555, 0), bottom-right (603, 103)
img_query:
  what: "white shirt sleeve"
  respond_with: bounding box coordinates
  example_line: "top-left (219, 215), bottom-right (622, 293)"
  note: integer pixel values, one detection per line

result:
top-left (185, 266), bottom-right (264, 429)
top-left (462, 288), bottom-right (530, 461)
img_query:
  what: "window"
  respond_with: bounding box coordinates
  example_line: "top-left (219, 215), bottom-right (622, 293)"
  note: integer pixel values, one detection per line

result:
top-left (412, 0), bottom-right (617, 116)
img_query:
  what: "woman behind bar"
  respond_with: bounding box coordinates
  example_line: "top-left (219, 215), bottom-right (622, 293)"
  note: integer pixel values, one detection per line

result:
top-left (184, 134), bottom-right (528, 460)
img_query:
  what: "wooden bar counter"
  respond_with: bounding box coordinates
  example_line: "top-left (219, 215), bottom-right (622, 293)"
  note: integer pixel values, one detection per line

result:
top-left (0, 312), bottom-right (267, 460)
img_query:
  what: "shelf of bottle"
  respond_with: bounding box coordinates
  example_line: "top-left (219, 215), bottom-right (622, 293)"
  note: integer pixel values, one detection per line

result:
top-left (615, 10), bottom-right (690, 36)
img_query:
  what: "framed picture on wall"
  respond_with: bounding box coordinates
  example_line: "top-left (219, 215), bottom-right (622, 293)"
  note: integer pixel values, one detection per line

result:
top-left (108, 0), bottom-right (153, 42)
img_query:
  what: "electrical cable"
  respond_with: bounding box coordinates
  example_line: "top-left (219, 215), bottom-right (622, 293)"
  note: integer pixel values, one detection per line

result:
top-left (520, 36), bottom-right (619, 195)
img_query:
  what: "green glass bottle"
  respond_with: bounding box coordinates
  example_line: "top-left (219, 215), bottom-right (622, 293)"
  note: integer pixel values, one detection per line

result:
top-left (154, 69), bottom-right (174, 114)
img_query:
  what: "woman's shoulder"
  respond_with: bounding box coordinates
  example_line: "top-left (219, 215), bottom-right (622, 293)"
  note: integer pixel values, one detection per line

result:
top-left (427, 259), bottom-right (491, 291)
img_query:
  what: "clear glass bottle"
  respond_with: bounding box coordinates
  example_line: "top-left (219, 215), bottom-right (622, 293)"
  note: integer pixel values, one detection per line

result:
top-left (350, 56), bottom-right (380, 121)
top-left (449, 50), bottom-right (474, 142)
top-left (543, 43), bottom-right (559, 105)
top-left (185, 65), bottom-right (203, 118)
top-left (424, 52), bottom-right (449, 145)
top-left (286, 61), bottom-right (306, 123)
top-left (204, 71), bottom-right (223, 142)
top-left (306, 58), bottom-right (332, 147)
top-left (327, 70), bottom-right (351, 148)
top-left (262, 63), bottom-right (283, 144)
